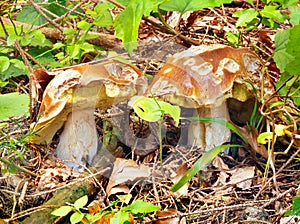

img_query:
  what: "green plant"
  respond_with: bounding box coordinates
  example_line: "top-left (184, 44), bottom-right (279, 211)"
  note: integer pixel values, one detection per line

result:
top-left (51, 194), bottom-right (160, 224)
top-left (285, 192), bottom-right (300, 217)
top-left (0, 92), bottom-right (29, 120)
top-left (130, 96), bottom-right (244, 191)
top-left (113, 0), bottom-right (233, 54)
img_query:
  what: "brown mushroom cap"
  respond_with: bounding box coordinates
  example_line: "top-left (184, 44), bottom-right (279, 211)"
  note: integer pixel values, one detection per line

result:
top-left (148, 44), bottom-right (266, 108)
top-left (30, 60), bottom-right (147, 144)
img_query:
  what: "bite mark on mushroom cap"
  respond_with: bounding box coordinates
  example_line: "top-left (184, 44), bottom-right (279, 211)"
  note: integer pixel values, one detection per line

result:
top-left (148, 44), bottom-right (267, 108)
top-left (148, 44), bottom-right (270, 149)
top-left (30, 60), bottom-right (148, 145)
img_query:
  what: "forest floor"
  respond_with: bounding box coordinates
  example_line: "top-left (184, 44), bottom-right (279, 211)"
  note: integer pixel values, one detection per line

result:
top-left (1, 1), bottom-right (300, 224)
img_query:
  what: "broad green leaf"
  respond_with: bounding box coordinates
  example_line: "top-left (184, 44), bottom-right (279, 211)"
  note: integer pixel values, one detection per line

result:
top-left (276, 0), bottom-right (298, 8)
top-left (110, 211), bottom-right (130, 224)
top-left (51, 206), bottom-right (73, 216)
top-left (74, 195), bottom-right (88, 210)
top-left (87, 2), bottom-right (113, 28)
top-left (275, 73), bottom-right (300, 106)
top-left (285, 192), bottom-right (300, 216)
top-left (114, 0), bottom-right (144, 55)
top-left (273, 29), bottom-right (293, 72)
top-left (159, 0), bottom-right (233, 13)
top-left (171, 144), bottom-right (240, 192)
top-left (0, 93), bottom-right (29, 120)
top-left (233, 8), bottom-right (258, 27)
top-left (0, 56), bottom-right (10, 73)
top-left (289, 6), bottom-right (300, 25)
top-left (77, 20), bottom-right (91, 31)
top-left (16, 5), bottom-right (46, 25)
top-left (20, 30), bottom-right (52, 47)
top-left (183, 117), bottom-right (248, 143)
top-left (226, 31), bottom-right (240, 45)
top-left (257, 132), bottom-right (273, 144)
top-left (285, 25), bottom-right (300, 74)
top-left (143, 0), bottom-right (164, 16)
top-left (70, 211), bottom-right (84, 224)
top-left (260, 5), bottom-right (286, 23)
top-left (122, 200), bottom-right (160, 214)
top-left (130, 96), bottom-right (180, 126)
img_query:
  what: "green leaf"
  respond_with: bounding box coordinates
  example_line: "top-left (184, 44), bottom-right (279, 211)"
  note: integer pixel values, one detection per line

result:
top-left (16, 5), bottom-right (46, 25)
top-left (233, 8), bottom-right (258, 27)
top-left (285, 25), bottom-right (300, 75)
top-left (70, 211), bottom-right (84, 224)
top-left (0, 56), bottom-right (10, 73)
top-left (122, 200), bottom-right (160, 214)
top-left (159, 0), bottom-right (233, 13)
top-left (0, 93), bottom-right (29, 120)
top-left (273, 28), bottom-right (293, 72)
top-left (114, 0), bottom-right (144, 55)
top-left (171, 144), bottom-right (240, 192)
top-left (285, 192), bottom-right (300, 216)
top-left (130, 96), bottom-right (180, 126)
top-left (51, 206), bottom-right (73, 216)
top-left (77, 20), bottom-right (91, 31)
top-left (289, 6), bottom-right (300, 25)
top-left (74, 195), bottom-right (88, 210)
top-left (276, 0), bottom-right (298, 8)
top-left (110, 211), bottom-right (130, 224)
top-left (226, 31), bottom-right (240, 45)
top-left (260, 5), bottom-right (286, 23)
top-left (87, 2), bottom-right (113, 28)
top-left (257, 132), bottom-right (273, 144)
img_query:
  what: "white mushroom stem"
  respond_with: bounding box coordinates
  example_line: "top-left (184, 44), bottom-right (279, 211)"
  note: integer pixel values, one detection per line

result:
top-left (188, 102), bottom-right (231, 150)
top-left (56, 109), bottom-right (98, 169)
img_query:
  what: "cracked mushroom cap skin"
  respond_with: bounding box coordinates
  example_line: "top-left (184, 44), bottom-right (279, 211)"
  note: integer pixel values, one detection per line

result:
top-left (148, 44), bottom-right (271, 108)
top-left (30, 60), bottom-right (148, 144)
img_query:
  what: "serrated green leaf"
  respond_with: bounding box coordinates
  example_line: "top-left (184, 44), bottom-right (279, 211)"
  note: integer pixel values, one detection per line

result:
top-left (51, 206), bottom-right (73, 216)
top-left (233, 8), bottom-right (258, 27)
top-left (74, 195), bottom-right (88, 210)
top-left (0, 93), bottom-right (30, 120)
top-left (114, 0), bottom-right (144, 55)
top-left (171, 144), bottom-right (240, 192)
top-left (289, 6), bottom-right (300, 25)
top-left (260, 5), bottom-right (286, 23)
top-left (70, 211), bottom-right (84, 224)
top-left (0, 56), bottom-right (10, 73)
top-left (159, 0), bottom-right (233, 13)
top-left (122, 200), bottom-right (160, 214)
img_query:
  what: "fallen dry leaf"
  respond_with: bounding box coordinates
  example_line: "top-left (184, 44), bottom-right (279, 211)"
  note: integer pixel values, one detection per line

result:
top-left (106, 158), bottom-right (151, 196)
top-left (227, 166), bottom-right (255, 189)
top-left (235, 125), bottom-right (268, 159)
top-left (156, 208), bottom-right (181, 224)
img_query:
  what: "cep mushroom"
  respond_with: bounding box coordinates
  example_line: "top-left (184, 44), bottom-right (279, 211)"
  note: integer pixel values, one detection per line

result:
top-left (30, 60), bottom-right (147, 169)
top-left (148, 44), bottom-right (272, 150)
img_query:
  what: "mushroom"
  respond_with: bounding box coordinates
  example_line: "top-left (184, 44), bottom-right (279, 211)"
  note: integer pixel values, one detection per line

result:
top-left (147, 44), bottom-right (272, 150)
top-left (30, 60), bottom-right (147, 169)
